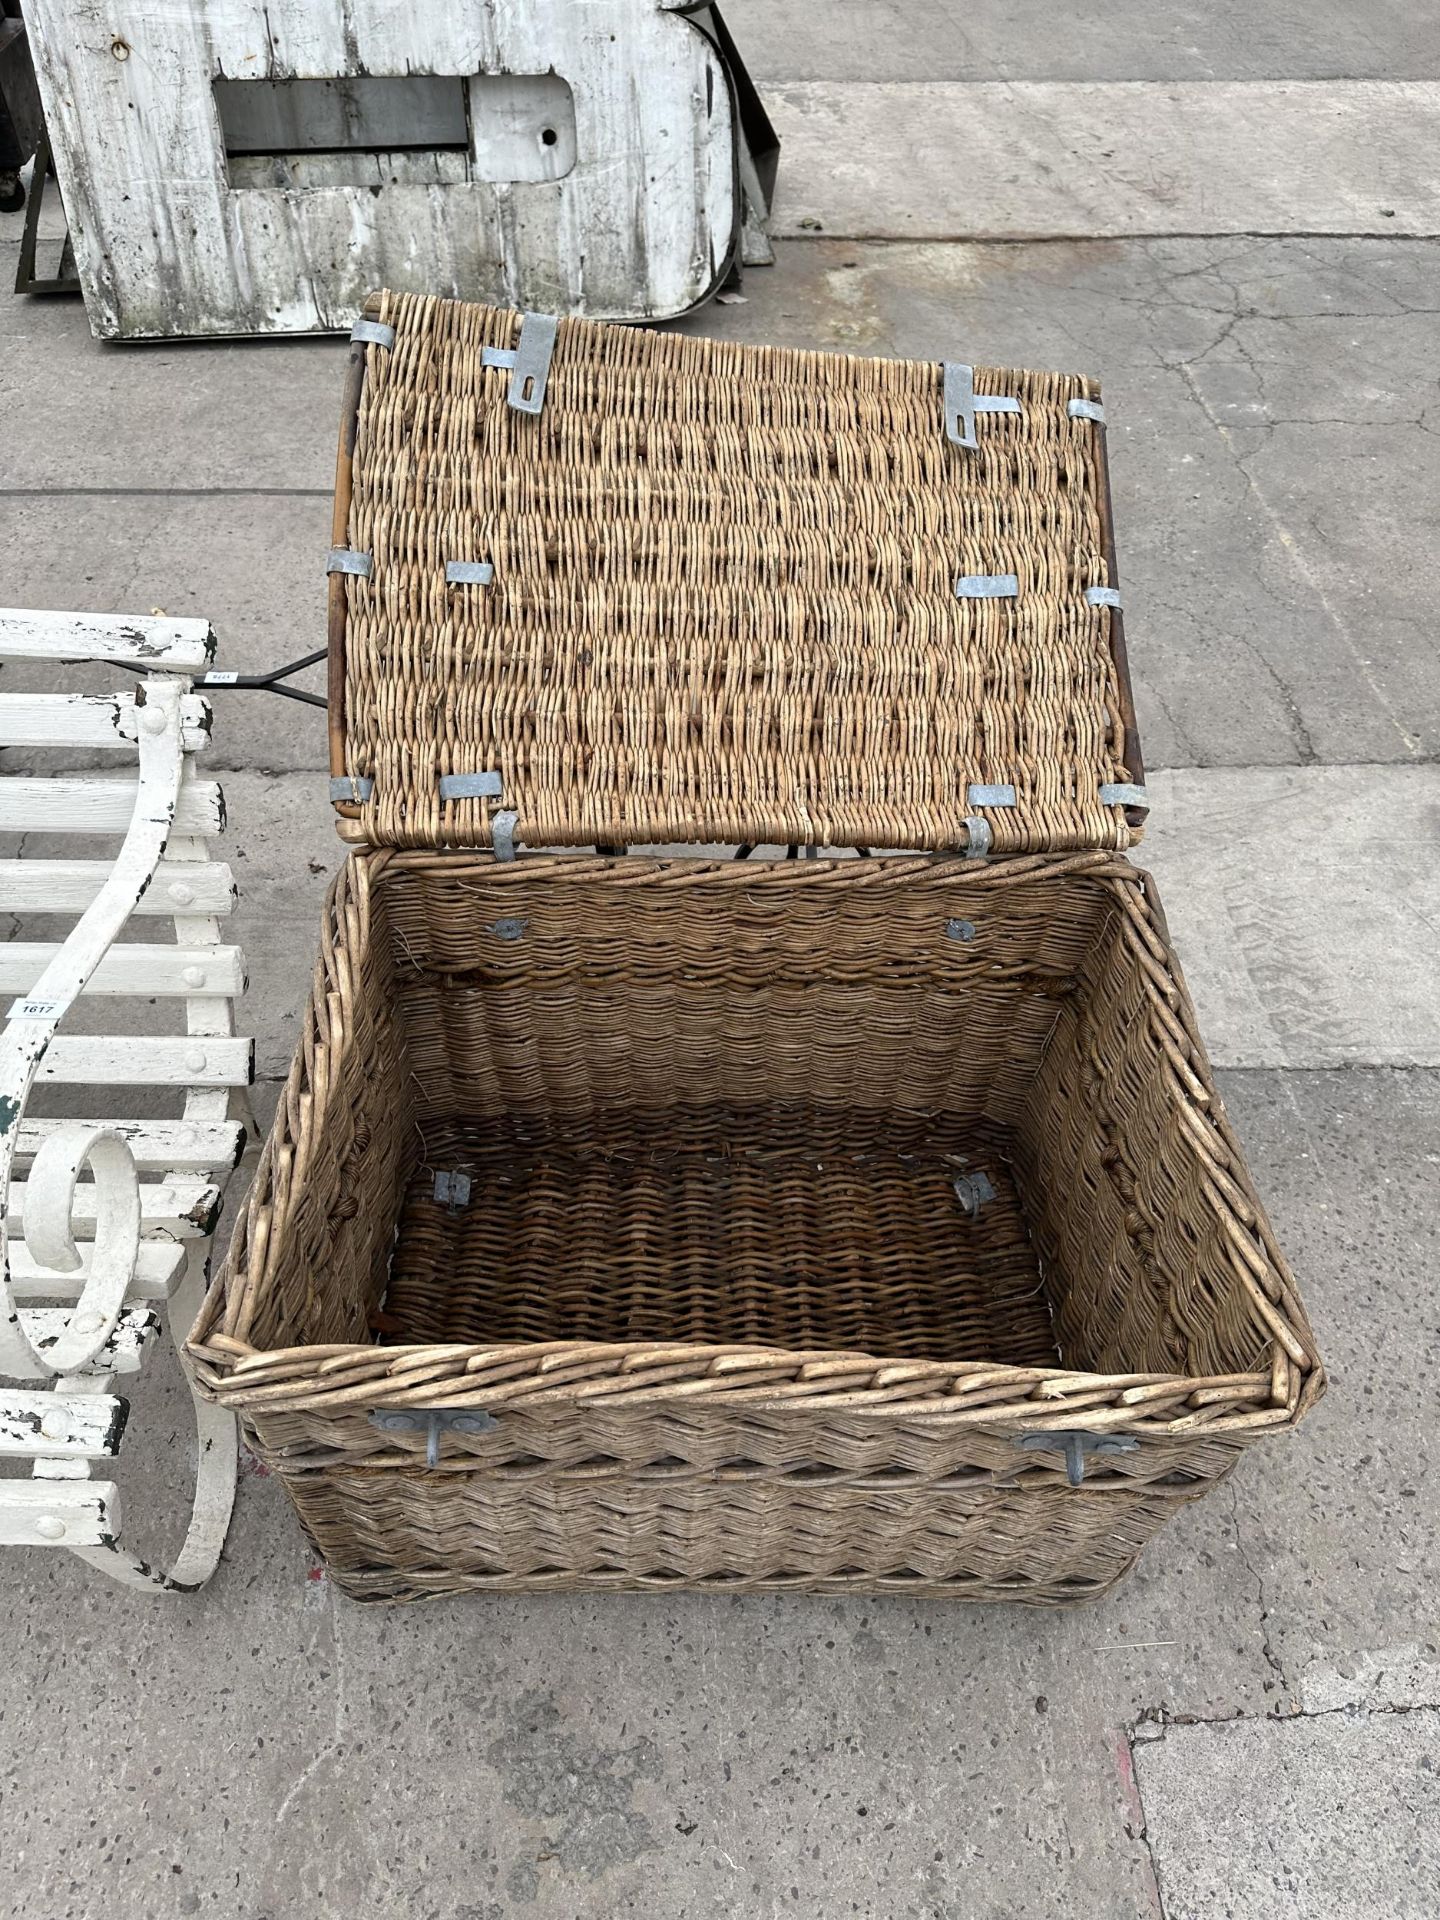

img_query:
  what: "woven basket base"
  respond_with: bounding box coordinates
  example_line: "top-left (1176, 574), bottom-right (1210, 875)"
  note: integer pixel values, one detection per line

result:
top-left (380, 1116), bottom-right (1060, 1366)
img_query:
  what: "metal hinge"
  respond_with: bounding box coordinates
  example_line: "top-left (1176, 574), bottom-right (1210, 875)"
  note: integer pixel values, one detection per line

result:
top-left (370, 1407), bottom-right (499, 1467)
top-left (1015, 1430), bottom-right (1140, 1486)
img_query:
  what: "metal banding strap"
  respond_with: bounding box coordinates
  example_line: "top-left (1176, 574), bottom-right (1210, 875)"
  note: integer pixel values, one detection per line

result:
top-left (974, 396), bottom-right (1023, 417)
top-left (491, 809), bottom-right (520, 861)
top-left (445, 561), bottom-right (495, 587)
top-left (350, 318), bottom-right (395, 349)
top-left (963, 817), bottom-right (993, 858)
top-left (482, 345), bottom-right (518, 370)
top-left (1068, 398), bottom-right (1106, 424)
top-left (1100, 783), bottom-right (1149, 808)
top-left (329, 774), bottom-right (374, 804)
top-left (438, 771), bottom-right (503, 801)
top-left (955, 574), bottom-right (1019, 599)
top-left (508, 313), bottom-right (558, 415)
top-left (942, 361), bottom-right (977, 448)
top-left (326, 547), bottom-right (372, 578)
top-left (967, 783), bottom-right (1017, 808)
top-left (1085, 585), bottom-right (1123, 610)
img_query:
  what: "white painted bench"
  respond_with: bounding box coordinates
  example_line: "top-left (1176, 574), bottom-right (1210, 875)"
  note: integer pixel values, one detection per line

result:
top-left (0, 609), bottom-right (254, 1590)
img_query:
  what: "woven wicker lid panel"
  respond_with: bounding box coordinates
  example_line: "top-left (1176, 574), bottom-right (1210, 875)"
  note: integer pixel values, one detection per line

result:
top-left (329, 292), bottom-right (1145, 853)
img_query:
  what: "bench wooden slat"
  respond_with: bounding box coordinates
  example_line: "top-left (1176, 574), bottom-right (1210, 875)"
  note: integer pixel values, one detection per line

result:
top-left (34, 1035), bottom-right (253, 1087)
top-left (19, 1306), bottom-right (160, 1375)
top-left (4, 1239), bottom-right (185, 1298)
top-left (0, 609), bottom-right (215, 671)
top-left (0, 1479), bottom-right (121, 1546)
top-left (0, 860), bottom-right (236, 917)
top-left (6, 1175), bottom-right (222, 1242)
top-left (12, 1117), bottom-right (247, 1173)
top-left (0, 943), bottom-right (246, 998)
top-left (0, 692), bottom-right (211, 752)
top-left (0, 778), bottom-right (224, 836)
top-left (0, 1389), bottom-right (127, 1459)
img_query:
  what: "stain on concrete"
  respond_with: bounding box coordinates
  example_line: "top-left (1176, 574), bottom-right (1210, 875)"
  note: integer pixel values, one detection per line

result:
top-left (485, 1691), bottom-right (663, 1880)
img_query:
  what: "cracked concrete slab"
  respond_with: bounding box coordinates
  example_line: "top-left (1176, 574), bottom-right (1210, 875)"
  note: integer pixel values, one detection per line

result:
top-left (1209, 1069), bottom-right (1440, 1701)
top-left (1139, 766), bottom-right (1440, 1068)
top-left (718, 0), bottom-right (1440, 84)
top-left (765, 82), bottom-right (1440, 238)
top-left (1133, 1707), bottom-right (1440, 1919)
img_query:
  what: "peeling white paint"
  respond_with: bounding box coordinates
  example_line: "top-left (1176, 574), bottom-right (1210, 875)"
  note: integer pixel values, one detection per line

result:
top-left (25, 0), bottom-right (748, 336)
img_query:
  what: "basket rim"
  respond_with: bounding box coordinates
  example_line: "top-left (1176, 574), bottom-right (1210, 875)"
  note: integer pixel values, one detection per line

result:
top-left (187, 1330), bottom-right (1319, 1436)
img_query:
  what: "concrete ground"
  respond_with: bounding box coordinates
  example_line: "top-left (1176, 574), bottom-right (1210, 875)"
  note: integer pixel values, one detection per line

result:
top-left (2, 8), bottom-right (1439, 1917)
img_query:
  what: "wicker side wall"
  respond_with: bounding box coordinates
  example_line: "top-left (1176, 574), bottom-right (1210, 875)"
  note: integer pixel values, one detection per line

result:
top-left (1012, 871), bottom-right (1318, 1391)
top-left (214, 856), bottom-right (409, 1356)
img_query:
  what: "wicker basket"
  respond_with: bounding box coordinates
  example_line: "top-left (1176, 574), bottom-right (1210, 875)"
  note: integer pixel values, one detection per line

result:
top-left (189, 295), bottom-right (1323, 1602)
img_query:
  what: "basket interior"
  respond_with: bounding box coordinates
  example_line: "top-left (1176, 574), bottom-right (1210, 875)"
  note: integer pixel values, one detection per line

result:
top-left (282, 852), bottom-right (1280, 1384)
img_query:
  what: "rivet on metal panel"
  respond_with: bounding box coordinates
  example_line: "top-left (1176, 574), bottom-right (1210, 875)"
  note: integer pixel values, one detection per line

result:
top-left (955, 574), bottom-right (1019, 600)
top-left (1015, 1430), bottom-right (1140, 1486)
top-left (445, 561), bottom-right (495, 587)
top-left (1099, 783), bottom-right (1148, 808)
top-left (945, 918), bottom-right (976, 943)
top-left (325, 548), bottom-right (372, 579)
top-left (329, 775), bottom-right (374, 804)
top-left (942, 361), bottom-right (977, 449)
top-left (438, 771), bottom-right (503, 801)
top-left (1068, 398), bottom-right (1106, 424)
top-left (508, 313), bottom-right (558, 415)
top-left (350, 319), bottom-right (395, 350)
top-left (489, 918), bottom-right (527, 942)
top-left (491, 810), bottom-right (520, 862)
top-left (1085, 585), bottom-right (1123, 610)
top-left (966, 783), bottom-right (1017, 808)
top-left (952, 1170), bottom-right (996, 1216)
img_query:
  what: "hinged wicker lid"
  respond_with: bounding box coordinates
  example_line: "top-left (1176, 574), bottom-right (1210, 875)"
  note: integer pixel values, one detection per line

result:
top-left (327, 292), bottom-right (1145, 854)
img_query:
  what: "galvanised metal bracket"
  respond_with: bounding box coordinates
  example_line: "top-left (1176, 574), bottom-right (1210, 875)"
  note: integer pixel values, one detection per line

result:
top-left (952, 1170), bottom-right (996, 1215)
top-left (1016, 1430), bottom-right (1140, 1486)
top-left (433, 1170), bottom-right (472, 1211)
top-left (370, 1407), bottom-right (499, 1467)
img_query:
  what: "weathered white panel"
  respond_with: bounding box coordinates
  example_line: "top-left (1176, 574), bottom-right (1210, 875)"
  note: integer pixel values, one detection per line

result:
top-left (0, 692), bottom-right (210, 752)
top-left (34, 1035), bottom-right (253, 1087)
top-left (20, 1307), bottom-right (160, 1375)
top-left (0, 860), bottom-right (236, 917)
top-left (0, 943), bottom-right (246, 999)
top-left (25, 0), bottom-right (744, 335)
top-left (6, 1176), bottom-right (221, 1243)
top-left (0, 609), bottom-right (215, 670)
top-left (12, 1117), bottom-right (247, 1175)
top-left (0, 778), bottom-right (224, 836)
top-left (0, 1480), bottom-right (120, 1547)
top-left (4, 1239), bottom-right (185, 1296)
top-left (0, 1391), bottom-right (126, 1459)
